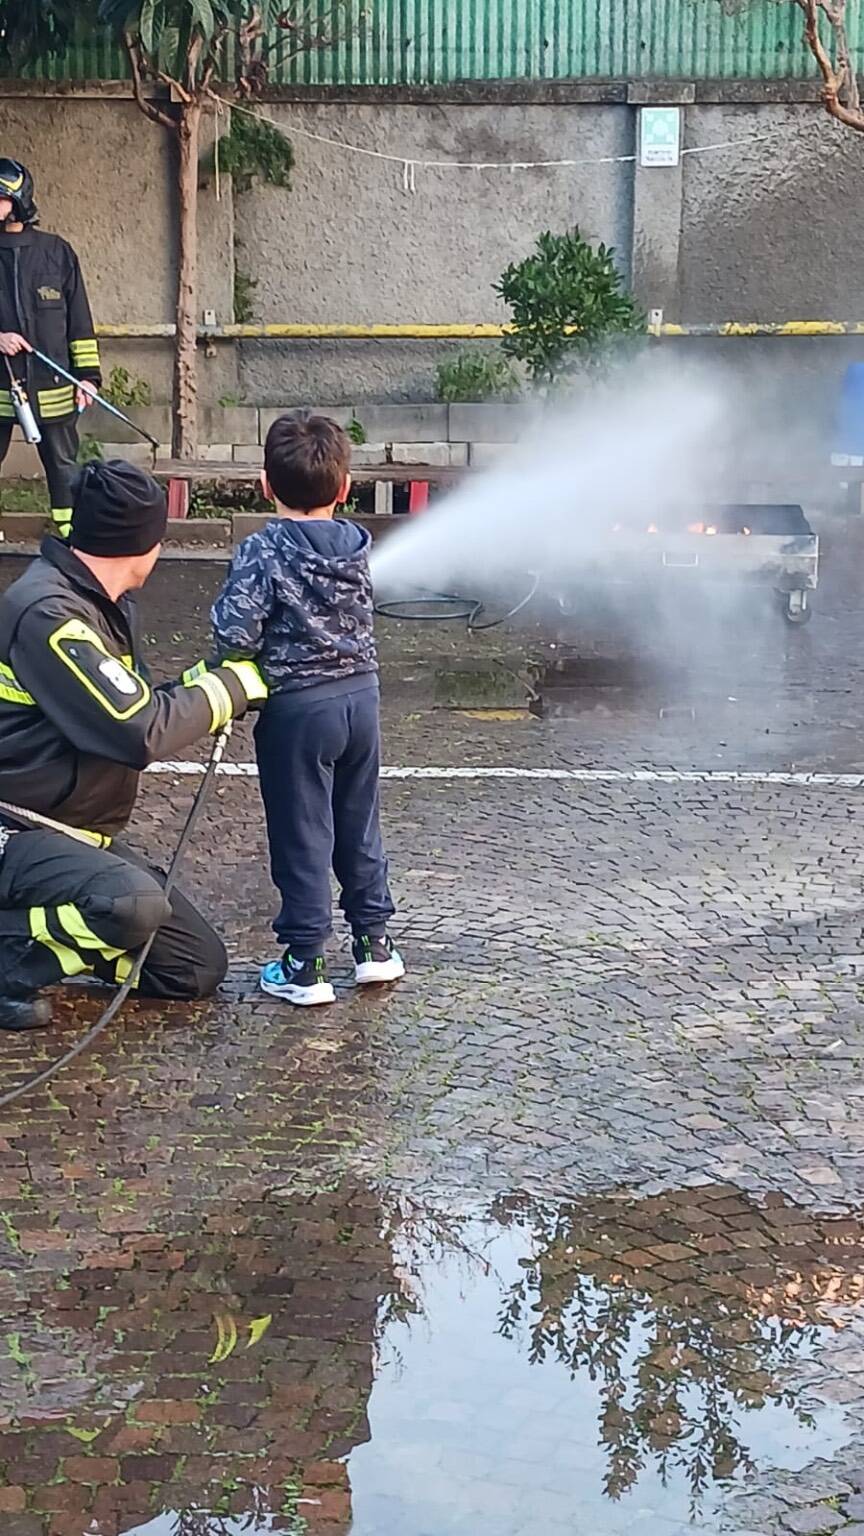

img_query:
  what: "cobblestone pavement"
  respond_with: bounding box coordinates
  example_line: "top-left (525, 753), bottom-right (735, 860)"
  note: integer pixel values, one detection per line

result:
top-left (2, 520), bottom-right (864, 1533)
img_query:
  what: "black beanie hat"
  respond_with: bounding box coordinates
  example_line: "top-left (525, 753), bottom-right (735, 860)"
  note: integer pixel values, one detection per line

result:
top-left (70, 460), bottom-right (168, 557)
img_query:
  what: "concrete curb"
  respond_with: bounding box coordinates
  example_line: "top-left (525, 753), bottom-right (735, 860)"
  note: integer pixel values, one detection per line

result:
top-left (0, 511), bottom-right (404, 555)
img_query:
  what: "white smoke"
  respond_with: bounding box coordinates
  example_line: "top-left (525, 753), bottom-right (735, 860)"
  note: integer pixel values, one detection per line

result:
top-left (370, 358), bottom-right (743, 603)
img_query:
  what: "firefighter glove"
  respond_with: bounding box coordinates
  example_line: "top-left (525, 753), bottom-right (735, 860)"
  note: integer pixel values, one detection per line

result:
top-left (220, 659), bottom-right (269, 708)
top-left (183, 658), bottom-right (268, 731)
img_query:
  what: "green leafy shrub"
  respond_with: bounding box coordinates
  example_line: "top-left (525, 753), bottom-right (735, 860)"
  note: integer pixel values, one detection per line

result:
top-left (234, 269), bottom-right (258, 324)
top-left (495, 228), bottom-right (645, 388)
top-left (207, 110), bottom-right (294, 194)
top-left (76, 434), bottom-right (104, 465)
top-left (436, 350), bottom-right (518, 403)
top-left (103, 367), bottom-right (151, 409)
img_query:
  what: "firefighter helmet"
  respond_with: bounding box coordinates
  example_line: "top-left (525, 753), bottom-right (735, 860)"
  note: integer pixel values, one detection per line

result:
top-left (0, 160), bottom-right (37, 227)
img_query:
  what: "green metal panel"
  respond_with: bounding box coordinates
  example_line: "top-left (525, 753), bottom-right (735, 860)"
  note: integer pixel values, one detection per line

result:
top-left (268, 0), bottom-right (841, 82)
top-left (7, 1), bottom-right (860, 84)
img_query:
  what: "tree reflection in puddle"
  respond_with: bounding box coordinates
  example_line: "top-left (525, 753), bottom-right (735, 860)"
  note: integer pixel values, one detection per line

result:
top-left (350, 1186), bottom-right (859, 1533)
top-left (494, 1199), bottom-right (821, 1513)
top-left (121, 1510), bottom-right (300, 1536)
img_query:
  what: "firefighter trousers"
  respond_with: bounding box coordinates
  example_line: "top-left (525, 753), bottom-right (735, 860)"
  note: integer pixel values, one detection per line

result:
top-left (0, 828), bottom-right (228, 1001)
top-left (0, 416), bottom-right (79, 534)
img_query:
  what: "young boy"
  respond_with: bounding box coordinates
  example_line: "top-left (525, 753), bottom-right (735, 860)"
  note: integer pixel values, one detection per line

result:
top-left (212, 410), bottom-right (404, 1005)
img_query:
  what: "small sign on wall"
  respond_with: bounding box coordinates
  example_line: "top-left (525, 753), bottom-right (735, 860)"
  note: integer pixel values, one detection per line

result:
top-left (640, 107), bottom-right (681, 167)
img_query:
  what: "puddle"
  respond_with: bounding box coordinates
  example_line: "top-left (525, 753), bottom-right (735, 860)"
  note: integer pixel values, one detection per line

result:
top-left (351, 1197), bottom-right (852, 1534)
top-left (526, 654), bottom-right (820, 750)
top-left (530, 655), bottom-right (708, 722)
top-left (2, 1185), bottom-right (861, 1535)
top-left (432, 661), bottom-right (529, 711)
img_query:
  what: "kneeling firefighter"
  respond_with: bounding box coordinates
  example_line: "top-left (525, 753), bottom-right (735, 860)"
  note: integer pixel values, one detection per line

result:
top-left (0, 460), bottom-right (267, 1031)
top-left (0, 158), bottom-right (102, 537)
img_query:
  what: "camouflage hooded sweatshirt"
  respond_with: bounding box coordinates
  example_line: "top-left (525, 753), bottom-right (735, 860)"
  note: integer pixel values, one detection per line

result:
top-left (211, 516), bottom-right (377, 693)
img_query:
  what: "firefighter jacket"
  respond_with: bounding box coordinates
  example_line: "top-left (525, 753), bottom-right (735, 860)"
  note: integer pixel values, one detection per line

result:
top-left (0, 538), bottom-right (251, 839)
top-left (0, 228), bottom-right (101, 427)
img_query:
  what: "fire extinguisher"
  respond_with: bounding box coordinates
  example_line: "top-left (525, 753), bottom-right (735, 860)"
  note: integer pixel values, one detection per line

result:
top-left (3, 355), bottom-right (41, 445)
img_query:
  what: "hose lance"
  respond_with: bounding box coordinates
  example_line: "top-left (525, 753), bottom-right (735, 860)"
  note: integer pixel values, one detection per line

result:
top-left (3, 356), bottom-right (41, 445)
top-left (30, 347), bottom-right (160, 449)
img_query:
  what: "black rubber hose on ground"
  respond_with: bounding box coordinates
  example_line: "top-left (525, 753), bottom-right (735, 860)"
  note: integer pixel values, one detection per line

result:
top-left (374, 572), bottom-right (540, 630)
top-left (0, 723), bottom-right (233, 1111)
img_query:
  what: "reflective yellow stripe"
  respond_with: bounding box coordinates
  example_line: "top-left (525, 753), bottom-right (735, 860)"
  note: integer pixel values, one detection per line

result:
top-left (0, 170), bottom-right (24, 193)
top-left (0, 681), bottom-right (35, 706)
top-left (48, 619), bottom-right (151, 722)
top-left (0, 661), bottom-right (35, 706)
top-left (29, 907), bottom-right (90, 978)
top-left (56, 903), bottom-right (125, 961)
top-left (70, 339), bottom-right (100, 360)
top-left (37, 384), bottom-right (75, 418)
top-left (73, 830), bottom-right (113, 849)
top-left (114, 954), bottom-right (138, 986)
top-left (39, 401), bottom-right (75, 415)
top-left (187, 671), bottom-right (233, 732)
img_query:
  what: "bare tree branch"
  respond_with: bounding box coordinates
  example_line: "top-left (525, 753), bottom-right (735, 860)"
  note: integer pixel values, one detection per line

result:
top-left (235, 0), bottom-right (354, 86)
top-left (794, 0), bottom-right (864, 130)
top-left (277, 0), bottom-right (356, 49)
top-left (123, 31), bottom-right (175, 129)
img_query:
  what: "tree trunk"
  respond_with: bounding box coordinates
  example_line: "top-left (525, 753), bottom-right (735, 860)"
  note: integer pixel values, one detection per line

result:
top-left (173, 97), bottom-right (201, 460)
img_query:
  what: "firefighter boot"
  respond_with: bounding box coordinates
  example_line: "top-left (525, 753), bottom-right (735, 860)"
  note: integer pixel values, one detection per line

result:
top-left (0, 938), bottom-right (62, 1031)
top-left (0, 990), bottom-right (53, 1031)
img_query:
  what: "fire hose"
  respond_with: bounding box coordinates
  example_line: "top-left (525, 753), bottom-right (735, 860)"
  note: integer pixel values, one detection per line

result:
top-left (374, 572), bottom-right (540, 630)
top-left (0, 722), bottom-right (232, 1110)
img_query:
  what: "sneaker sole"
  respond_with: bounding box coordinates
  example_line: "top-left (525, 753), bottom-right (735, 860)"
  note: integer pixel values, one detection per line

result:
top-left (355, 958), bottom-right (406, 985)
top-left (260, 977), bottom-right (336, 1006)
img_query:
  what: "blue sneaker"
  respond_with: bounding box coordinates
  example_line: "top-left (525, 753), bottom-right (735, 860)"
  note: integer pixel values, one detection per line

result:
top-left (260, 953), bottom-right (335, 1006)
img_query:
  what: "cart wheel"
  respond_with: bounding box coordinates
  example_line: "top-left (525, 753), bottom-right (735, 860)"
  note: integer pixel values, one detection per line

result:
top-left (783, 590), bottom-right (813, 625)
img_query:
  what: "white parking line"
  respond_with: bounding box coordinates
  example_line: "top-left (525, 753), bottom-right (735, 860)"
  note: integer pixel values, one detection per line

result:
top-left (146, 763), bottom-right (864, 787)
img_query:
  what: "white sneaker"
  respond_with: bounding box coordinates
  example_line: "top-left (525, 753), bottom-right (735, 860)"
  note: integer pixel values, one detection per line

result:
top-left (352, 935), bottom-right (406, 985)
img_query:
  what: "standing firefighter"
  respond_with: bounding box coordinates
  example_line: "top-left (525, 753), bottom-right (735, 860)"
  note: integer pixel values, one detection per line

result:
top-left (0, 460), bottom-right (267, 1032)
top-left (0, 158), bottom-right (101, 538)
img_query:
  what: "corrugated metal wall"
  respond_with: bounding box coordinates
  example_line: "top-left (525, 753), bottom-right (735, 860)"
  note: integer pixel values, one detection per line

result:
top-left (12, 1), bottom-right (856, 84)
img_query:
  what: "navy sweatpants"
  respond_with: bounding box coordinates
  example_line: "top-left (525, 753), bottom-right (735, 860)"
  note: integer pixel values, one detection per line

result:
top-left (254, 679), bottom-right (395, 956)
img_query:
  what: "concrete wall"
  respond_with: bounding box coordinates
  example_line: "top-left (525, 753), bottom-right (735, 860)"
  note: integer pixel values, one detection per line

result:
top-left (235, 102), bottom-right (632, 324)
top-left (0, 85), bottom-right (861, 443)
top-left (680, 105), bottom-right (864, 321)
top-left (234, 100), bottom-right (631, 403)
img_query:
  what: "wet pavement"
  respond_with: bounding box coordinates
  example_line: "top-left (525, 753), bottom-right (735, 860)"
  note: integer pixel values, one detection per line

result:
top-left (4, 515), bottom-right (864, 1532)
